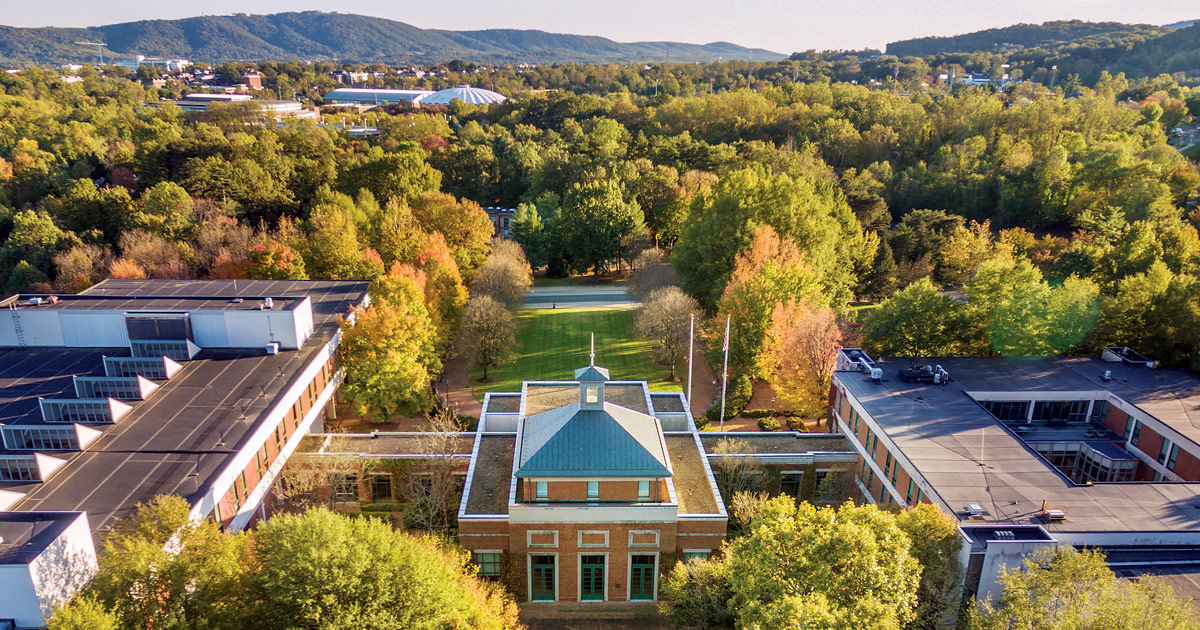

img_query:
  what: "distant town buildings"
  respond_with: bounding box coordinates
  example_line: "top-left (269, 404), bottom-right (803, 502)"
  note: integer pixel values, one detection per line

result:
top-left (321, 85), bottom-right (507, 108)
top-left (167, 93), bottom-right (318, 120)
top-left (114, 55), bottom-right (191, 72)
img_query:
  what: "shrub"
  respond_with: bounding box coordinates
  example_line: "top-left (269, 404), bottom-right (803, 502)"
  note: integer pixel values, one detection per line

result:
top-left (757, 416), bottom-right (781, 431)
top-left (726, 374), bottom-right (753, 416)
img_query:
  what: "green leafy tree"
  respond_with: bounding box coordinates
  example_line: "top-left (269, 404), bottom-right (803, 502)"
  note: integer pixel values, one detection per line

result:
top-left (963, 256), bottom-right (1044, 351)
top-left (46, 596), bottom-right (119, 630)
top-left (4, 260), bottom-right (50, 293)
top-left (339, 272), bottom-right (438, 421)
top-left (967, 547), bottom-right (1197, 630)
top-left (659, 555), bottom-right (736, 630)
top-left (859, 234), bottom-right (899, 301)
top-left (302, 204), bottom-right (376, 280)
top-left (556, 179), bottom-right (644, 275)
top-left (988, 277), bottom-right (1099, 356)
top-left (728, 498), bottom-right (921, 630)
top-left (895, 505), bottom-right (964, 630)
top-left (135, 181), bottom-right (195, 240)
top-left (862, 278), bottom-right (967, 357)
top-left (1, 208), bottom-right (67, 271)
top-left (365, 198), bottom-right (427, 267)
top-left (510, 202), bottom-right (547, 268)
top-left (84, 495), bottom-right (247, 630)
top-left (674, 166), bottom-right (862, 309)
top-left (53, 179), bottom-right (137, 246)
top-left (246, 509), bottom-right (521, 630)
top-left (337, 144), bottom-right (441, 205)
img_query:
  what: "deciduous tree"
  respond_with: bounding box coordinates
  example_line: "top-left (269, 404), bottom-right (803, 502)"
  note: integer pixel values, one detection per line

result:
top-left (471, 242), bottom-right (533, 309)
top-left (862, 278), bottom-right (967, 357)
top-left (246, 241), bottom-right (307, 280)
top-left (458, 294), bottom-right (517, 381)
top-left (410, 192), bottom-right (494, 279)
top-left (763, 300), bottom-right (842, 417)
top-left (710, 226), bottom-right (822, 380)
top-left (339, 273), bottom-right (438, 421)
top-left (728, 499), bottom-right (920, 630)
top-left (966, 547), bottom-right (1196, 630)
top-left (635, 286), bottom-right (700, 380)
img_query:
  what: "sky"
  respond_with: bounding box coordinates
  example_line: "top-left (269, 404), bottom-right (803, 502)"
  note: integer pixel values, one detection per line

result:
top-left (4, 0), bottom-right (1199, 53)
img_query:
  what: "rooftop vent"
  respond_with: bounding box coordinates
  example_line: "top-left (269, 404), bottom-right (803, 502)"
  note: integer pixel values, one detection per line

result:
top-left (1101, 347), bottom-right (1155, 368)
top-left (900, 364), bottom-right (950, 385)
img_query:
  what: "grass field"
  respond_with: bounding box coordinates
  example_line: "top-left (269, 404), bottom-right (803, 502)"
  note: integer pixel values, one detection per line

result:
top-left (470, 308), bottom-right (682, 399)
top-left (1183, 143), bottom-right (1200, 162)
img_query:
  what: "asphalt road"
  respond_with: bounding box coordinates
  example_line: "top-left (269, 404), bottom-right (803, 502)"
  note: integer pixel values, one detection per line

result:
top-left (523, 286), bottom-right (636, 309)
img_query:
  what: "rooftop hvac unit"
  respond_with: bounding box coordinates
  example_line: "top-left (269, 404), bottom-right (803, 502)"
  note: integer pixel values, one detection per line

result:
top-left (869, 368), bottom-right (883, 382)
top-left (1102, 370), bottom-right (1112, 381)
top-left (965, 504), bottom-right (984, 516)
top-left (264, 342), bottom-right (279, 355)
top-left (263, 297), bottom-right (274, 309)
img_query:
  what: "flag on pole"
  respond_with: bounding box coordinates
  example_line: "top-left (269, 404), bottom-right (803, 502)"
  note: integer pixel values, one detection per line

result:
top-left (719, 315), bottom-right (731, 430)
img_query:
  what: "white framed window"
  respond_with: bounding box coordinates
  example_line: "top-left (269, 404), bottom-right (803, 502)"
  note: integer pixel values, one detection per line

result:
top-left (535, 481), bottom-right (548, 500)
top-left (474, 551), bottom-right (502, 577)
top-left (587, 481), bottom-right (599, 500)
top-left (637, 480), bottom-right (651, 500)
top-left (585, 385), bottom-right (599, 404)
top-left (682, 549), bottom-right (710, 563)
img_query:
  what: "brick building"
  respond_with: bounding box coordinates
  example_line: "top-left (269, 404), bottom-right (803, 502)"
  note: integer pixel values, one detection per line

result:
top-left (831, 347), bottom-right (1200, 602)
top-left (458, 363), bottom-right (726, 603)
top-left (283, 365), bottom-right (857, 605)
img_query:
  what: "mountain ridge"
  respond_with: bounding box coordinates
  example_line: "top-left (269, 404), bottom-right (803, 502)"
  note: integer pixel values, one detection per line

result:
top-left (885, 20), bottom-right (1173, 57)
top-left (0, 11), bottom-right (781, 64)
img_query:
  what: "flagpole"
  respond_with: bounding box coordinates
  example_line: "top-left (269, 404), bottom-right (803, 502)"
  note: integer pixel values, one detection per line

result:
top-left (719, 315), bottom-right (730, 431)
top-left (686, 314), bottom-right (694, 412)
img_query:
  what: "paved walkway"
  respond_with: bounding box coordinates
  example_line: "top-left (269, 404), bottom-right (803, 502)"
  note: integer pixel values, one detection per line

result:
top-left (523, 286), bottom-right (636, 309)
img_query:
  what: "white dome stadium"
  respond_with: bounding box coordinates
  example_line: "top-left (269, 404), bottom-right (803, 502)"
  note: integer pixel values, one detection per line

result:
top-left (421, 85), bottom-right (507, 106)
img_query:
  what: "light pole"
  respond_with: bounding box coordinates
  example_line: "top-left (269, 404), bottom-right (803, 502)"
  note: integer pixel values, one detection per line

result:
top-left (75, 41), bottom-right (107, 66)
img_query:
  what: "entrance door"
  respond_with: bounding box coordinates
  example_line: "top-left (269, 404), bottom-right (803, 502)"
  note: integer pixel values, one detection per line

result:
top-left (530, 555), bottom-right (556, 601)
top-left (630, 554), bottom-right (656, 601)
top-left (580, 554), bottom-right (605, 601)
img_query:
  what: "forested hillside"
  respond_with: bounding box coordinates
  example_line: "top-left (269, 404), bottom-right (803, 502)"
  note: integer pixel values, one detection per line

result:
top-left (886, 20), bottom-right (1172, 57)
top-left (0, 11), bottom-right (779, 65)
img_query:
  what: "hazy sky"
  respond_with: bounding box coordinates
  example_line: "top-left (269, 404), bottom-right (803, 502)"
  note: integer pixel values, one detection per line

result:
top-left (5, 0), bottom-right (1198, 53)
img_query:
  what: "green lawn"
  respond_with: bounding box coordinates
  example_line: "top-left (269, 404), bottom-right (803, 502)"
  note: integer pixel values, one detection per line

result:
top-left (1182, 143), bottom-right (1200, 162)
top-left (470, 308), bottom-right (682, 400)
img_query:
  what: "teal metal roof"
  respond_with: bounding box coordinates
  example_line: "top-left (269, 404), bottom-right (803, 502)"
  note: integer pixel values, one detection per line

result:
top-left (574, 365), bottom-right (610, 381)
top-left (517, 402), bottom-right (670, 478)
